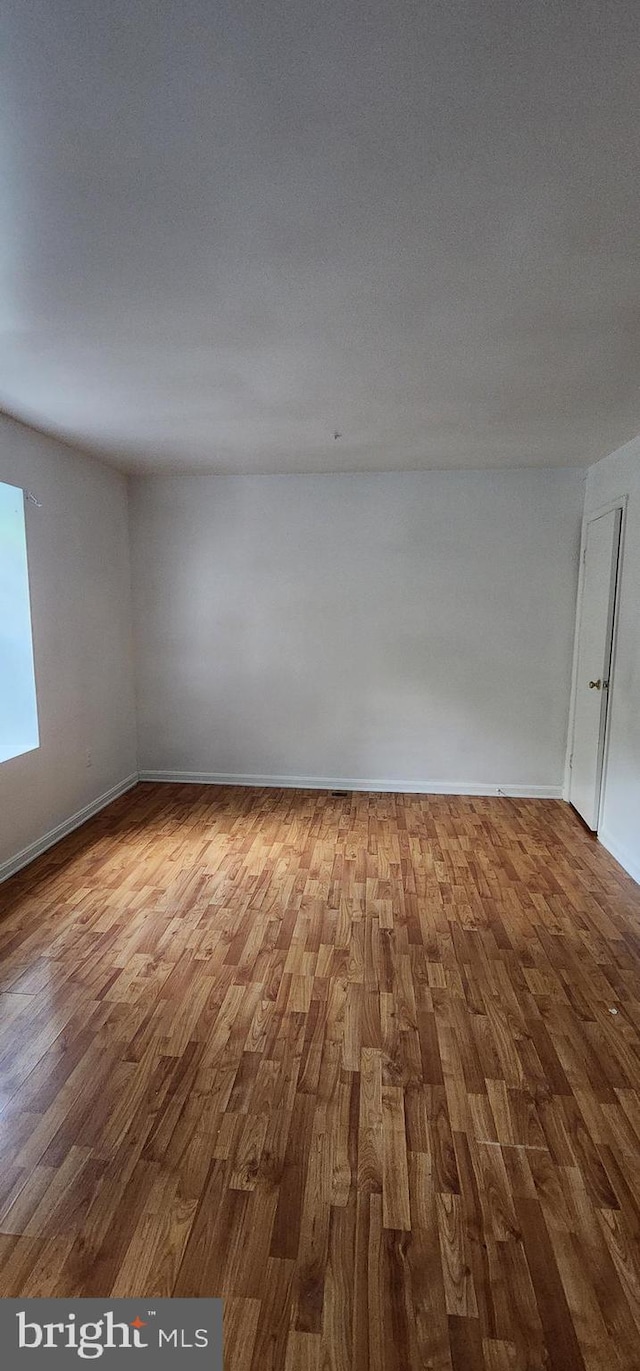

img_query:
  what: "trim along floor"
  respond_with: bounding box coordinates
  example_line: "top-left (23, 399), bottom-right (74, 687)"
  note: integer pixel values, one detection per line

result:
top-left (0, 783), bottom-right (639, 1370)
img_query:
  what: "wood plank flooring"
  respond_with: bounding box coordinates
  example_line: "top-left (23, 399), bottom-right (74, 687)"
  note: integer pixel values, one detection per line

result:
top-left (1, 783), bottom-right (640, 1369)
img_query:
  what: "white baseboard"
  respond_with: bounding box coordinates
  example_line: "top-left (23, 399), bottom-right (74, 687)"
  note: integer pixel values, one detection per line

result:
top-left (0, 774), bottom-right (139, 885)
top-left (598, 828), bottom-right (640, 887)
top-left (138, 769), bottom-right (563, 799)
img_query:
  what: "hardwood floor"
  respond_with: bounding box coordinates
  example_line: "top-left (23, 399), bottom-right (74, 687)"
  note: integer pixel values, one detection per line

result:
top-left (1, 784), bottom-right (640, 1368)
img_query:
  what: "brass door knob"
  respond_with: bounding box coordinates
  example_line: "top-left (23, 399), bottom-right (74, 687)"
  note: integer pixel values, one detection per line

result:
top-left (589, 679), bottom-right (601, 690)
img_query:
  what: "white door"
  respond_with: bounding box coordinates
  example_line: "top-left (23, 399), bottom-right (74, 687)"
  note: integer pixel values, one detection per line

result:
top-left (569, 507), bottom-right (622, 829)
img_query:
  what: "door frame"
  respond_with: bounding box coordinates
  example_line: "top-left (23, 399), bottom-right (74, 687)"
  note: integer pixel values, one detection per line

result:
top-left (564, 494), bottom-right (627, 831)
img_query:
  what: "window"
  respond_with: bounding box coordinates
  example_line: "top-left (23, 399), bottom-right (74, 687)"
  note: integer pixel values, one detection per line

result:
top-left (0, 480), bottom-right (39, 762)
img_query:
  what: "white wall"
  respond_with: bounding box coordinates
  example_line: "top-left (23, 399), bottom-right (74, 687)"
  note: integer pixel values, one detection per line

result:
top-left (130, 469), bottom-right (583, 793)
top-left (0, 416), bottom-right (137, 876)
top-left (583, 435), bottom-right (640, 883)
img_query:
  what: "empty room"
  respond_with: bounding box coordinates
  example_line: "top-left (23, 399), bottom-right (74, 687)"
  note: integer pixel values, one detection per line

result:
top-left (1, 1), bottom-right (640, 1368)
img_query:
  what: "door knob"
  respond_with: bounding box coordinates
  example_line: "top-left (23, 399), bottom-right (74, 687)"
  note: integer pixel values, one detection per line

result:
top-left (589, 679), bottom-right (601, 690)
